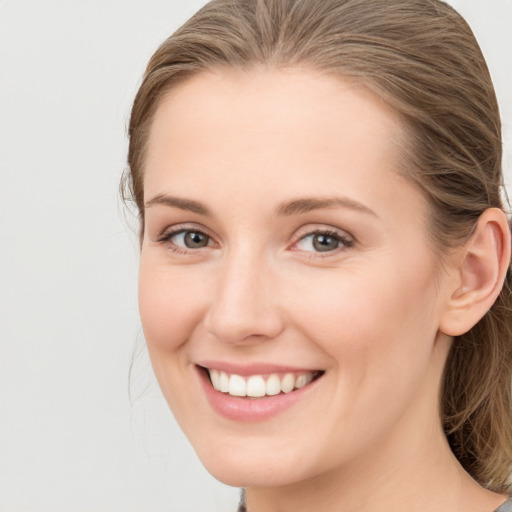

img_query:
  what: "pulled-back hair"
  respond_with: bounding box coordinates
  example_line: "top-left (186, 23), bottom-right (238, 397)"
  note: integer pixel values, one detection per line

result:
top-left (124, 0), bottom-right (512, 491)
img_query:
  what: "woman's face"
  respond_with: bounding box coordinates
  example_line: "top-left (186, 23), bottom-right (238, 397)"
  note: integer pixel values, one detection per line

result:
top-left (139, 68), bottom-right (454, 487)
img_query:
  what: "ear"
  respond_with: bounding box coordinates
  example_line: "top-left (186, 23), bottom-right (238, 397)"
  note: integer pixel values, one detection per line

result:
top-left (439, 208), bottom-right (511, 337)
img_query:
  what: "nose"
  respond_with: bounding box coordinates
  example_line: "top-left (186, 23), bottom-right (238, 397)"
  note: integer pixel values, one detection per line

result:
top-left (203, 249), bottom-right (285, 345)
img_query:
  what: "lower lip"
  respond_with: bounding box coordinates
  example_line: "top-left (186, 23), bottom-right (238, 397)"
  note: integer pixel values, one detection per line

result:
top-left (197, 367), bottom-right (322, 422)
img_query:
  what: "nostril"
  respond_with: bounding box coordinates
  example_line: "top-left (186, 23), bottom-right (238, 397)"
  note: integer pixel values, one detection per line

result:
top-left (203, 305), bottom-right (285, 345)
top-left (202, 266), bottom-right (286, 343)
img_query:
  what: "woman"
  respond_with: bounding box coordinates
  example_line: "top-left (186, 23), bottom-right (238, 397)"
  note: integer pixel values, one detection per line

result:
top-left (124, 0), bottom-right (512, 510)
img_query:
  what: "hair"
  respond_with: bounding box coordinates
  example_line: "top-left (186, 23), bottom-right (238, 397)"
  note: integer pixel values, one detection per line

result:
top-left (124, 0), bottom-right (512, 492)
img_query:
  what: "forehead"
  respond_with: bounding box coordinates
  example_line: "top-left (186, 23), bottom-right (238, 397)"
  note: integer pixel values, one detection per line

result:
top-left (146, 67), bottom-right (402, 164)
top-left (143, 67), bottom-right (419, 222)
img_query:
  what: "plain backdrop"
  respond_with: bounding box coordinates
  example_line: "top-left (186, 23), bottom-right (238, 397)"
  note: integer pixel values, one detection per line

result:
top-left (0, 1), bottom-right (511, 511)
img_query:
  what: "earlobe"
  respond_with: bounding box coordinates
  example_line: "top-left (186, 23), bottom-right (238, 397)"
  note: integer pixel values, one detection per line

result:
top-left (440, 208), bottom-right (511, 337)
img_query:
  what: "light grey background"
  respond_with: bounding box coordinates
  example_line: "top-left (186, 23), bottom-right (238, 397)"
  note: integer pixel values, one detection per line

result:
top-left (0, 1), bottom-right (511, 511)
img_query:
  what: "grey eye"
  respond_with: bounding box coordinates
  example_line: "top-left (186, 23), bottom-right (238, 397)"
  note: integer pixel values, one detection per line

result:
top-left (311, 233), bottom-right (340, 252)
top-left (296, 231), bottom-right (350, 253)
top-left (173, 230), bottom-right (210, 249)
top-left (184, 231), bottom-right (209, 248)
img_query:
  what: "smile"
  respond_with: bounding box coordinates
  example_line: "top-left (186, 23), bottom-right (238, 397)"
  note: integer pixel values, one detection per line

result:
top-left (196, 363), bottom-right (325, 421)
top-left (207, 368), bottom-right (322, 398)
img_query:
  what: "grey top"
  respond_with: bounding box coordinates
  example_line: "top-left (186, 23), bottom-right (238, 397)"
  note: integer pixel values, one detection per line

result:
top-left (237, 497), bottom-right (512, 512)
top-left (495, 499), bottom-right (512, 512)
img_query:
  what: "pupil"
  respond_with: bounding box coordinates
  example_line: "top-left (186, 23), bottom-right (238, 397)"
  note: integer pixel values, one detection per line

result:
top-left (313, 234), bottom-right (338, 252)
top-left (185, 231), bottom-right (208, 248)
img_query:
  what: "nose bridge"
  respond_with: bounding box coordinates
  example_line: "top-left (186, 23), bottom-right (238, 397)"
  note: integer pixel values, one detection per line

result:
top-left (203, 242), bottom-right (284, 343)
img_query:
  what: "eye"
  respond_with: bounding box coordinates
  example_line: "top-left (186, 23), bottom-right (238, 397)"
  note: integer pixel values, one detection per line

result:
top-left (295, 230), bottom-right (353, 253)
top-left (157, 228), bottom-right (213, 251)
top-left (177, 230), bottom-right (210, 249)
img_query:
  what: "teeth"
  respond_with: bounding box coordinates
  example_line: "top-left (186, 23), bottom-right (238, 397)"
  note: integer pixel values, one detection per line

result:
top-left (229, 374), bottom-right (247, 397)
top-left (266, 374), bottom-right (281, 396)
top-left (281, 373), bottom-right (295, 393)
top-left (207, 369), bottom-right (319, 397)
top-left (210, 369), bottom-right (220, 390)
top-left (295, 374), bottom-right (311, 389)
top-left (247, 376), bottom-right (266, 397)
top-left (219, 371), bottom-right (229, 392)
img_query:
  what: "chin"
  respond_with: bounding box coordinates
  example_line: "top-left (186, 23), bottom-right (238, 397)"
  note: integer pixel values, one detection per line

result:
top-left (204, 460), bottom-right (306, 488)
top-left (193, 439), bottom-right (313, 488)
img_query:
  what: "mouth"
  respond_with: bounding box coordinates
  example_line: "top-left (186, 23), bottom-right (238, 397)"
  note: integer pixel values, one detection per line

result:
top-left (199, 366), bottom-right (324, 399)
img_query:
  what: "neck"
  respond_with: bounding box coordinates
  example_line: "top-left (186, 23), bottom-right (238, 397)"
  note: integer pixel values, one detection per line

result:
top-left (244, 397), bottom-right (506, 512)
top-left (244, 335), bottom-right (508, 512)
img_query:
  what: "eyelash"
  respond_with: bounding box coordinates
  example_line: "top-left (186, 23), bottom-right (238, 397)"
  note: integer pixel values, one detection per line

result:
top-left (293, 229), bottom-right (354, 258)
top-left (156, 227), bottom-right (213, 255)
top-left (155, 226), bottom-right (354, 257)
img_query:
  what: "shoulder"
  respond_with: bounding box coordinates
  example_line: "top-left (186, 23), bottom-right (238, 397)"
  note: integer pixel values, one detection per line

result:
top-left (494, 498), bottom-right (512, 512)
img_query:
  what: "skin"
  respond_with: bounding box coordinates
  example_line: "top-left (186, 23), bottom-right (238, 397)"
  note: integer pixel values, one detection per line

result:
top-left (138, 68), bottom-right (509, 512)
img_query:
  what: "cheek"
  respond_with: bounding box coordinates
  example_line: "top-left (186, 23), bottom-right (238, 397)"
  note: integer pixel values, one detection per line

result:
top-left (138, 259), bottom-right (210, 353)
top-left (283, 262), bottom-right (441, 454)
top-left (137, 259), bottom-right (212, 422)
top-left (287, 259), bottom-right (439, 380)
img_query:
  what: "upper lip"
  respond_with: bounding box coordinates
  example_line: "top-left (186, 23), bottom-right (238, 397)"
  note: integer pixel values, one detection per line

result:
top-left (196, 360), bottom-right (322, 376)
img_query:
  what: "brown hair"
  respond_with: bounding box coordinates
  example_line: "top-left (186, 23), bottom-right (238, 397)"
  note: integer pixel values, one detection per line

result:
top-left (124, 0), bottom-right (512, 492)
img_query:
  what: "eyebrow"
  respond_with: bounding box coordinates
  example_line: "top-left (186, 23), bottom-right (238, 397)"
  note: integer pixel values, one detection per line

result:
top-left (144, 194), bottom-right (210, 215)
top-left (144, 194), bottom-right (378, 218)
top-left (275, 197), bottom-right (378, 218)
